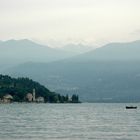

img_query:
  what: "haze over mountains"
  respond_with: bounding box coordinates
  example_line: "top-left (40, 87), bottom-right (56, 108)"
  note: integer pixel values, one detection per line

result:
top-left (0, 39), bottom-right (88, 71)
top-left (60, 43), bottom-right (94, 54)
top-left (2, 40), bottom-right (140, 102)
top-left (64, 40), bottom-right (140, 62)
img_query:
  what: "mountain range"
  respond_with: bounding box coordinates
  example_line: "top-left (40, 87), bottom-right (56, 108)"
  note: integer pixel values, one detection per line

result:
top-left (2, 40), bottom-right (140, 102)
top-left (0, 39), bottom-right (84, 71)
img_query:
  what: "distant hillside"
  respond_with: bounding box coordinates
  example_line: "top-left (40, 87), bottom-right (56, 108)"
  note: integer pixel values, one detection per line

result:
top-left (69, 40), bottom-right (140, 62)
top-left (4, 40), bottom-right (140, 102)
top-left (0, 39), bottom-right (77, 71)
top-left (0, 75), bottom-right (79, 103)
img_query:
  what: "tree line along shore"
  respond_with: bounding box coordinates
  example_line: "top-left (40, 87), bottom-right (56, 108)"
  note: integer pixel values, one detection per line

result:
top-left (0, 75), bottom-right (80, 103)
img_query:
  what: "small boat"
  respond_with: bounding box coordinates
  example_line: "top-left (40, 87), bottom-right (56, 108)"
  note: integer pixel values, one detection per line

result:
top-left (126, 106), bottom-right (137, 109)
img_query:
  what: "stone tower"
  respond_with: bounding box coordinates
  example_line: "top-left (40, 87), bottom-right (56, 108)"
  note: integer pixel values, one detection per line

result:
top-left (33, 88), bottom-right (36, 102)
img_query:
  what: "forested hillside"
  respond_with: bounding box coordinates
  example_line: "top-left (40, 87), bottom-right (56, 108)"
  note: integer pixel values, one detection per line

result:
top-left (0, 75), bottom-right (79, 103)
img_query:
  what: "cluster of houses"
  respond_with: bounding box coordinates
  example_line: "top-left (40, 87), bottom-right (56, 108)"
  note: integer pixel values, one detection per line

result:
top-left (0, 89), bottom-right (45, 103)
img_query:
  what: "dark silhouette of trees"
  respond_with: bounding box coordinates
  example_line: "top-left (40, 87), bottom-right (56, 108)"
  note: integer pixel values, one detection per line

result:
top-left (0, 75), bottom-right (80, 103)
top-left (72, 94), bottom-right (79, 103)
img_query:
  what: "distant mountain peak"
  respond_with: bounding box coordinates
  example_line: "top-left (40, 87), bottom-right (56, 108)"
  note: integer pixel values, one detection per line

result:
top-left (0, 39), bottom-right (49, 48)
top-left (61, 43), bottom-right (94, 54)
top-left (103, 40), bottom-right (140, 48)
top-left (5, 39), bottom-right (36, 44)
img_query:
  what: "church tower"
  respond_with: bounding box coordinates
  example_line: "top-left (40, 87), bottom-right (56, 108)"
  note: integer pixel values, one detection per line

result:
top-left (33, 88), bottom-right (36, 102)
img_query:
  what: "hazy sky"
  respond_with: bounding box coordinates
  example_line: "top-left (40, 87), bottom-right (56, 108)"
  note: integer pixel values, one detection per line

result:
top-left (0, 0), bottom-right (140, 47)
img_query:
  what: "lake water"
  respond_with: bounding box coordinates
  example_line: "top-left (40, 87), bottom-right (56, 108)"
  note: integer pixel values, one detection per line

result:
top-left (0, 103), bottom-right (140, 140)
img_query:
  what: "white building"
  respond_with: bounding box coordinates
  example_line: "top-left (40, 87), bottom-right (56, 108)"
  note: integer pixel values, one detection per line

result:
top-left (3, 94), bottom-right (13, 103)
top-left (36, 97), bottom-right (44, 103)
top-left (26, 93), bottom-right (33, 102)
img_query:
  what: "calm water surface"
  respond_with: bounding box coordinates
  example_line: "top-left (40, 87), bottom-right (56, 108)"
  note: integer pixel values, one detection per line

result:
top-left (0, 103), bottom-right (140, 140)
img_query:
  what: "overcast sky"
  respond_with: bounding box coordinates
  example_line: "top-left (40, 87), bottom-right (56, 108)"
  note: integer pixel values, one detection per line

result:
top-left (0, 0), bottom-right (140, 47)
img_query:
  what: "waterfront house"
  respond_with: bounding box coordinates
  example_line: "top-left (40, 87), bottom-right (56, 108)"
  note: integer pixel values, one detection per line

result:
top-left (26, 89), bottom-right (36, 102)
top-left (26, 93), bottom-right (33, 102)
top-left (36, 97), bottom-right (44, 103)
top-left (3, 94), bottom-right (13, 103)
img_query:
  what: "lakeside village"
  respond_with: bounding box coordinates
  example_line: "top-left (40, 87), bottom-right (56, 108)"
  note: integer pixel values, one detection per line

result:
top-left (0, 88), bottom-right (79, 104)
top-left (0, 75), bottom-right (80, 104)
top-left (0, 89), bottom-right (44, 103)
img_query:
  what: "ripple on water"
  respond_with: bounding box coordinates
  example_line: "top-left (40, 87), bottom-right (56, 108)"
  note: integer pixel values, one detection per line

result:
top-left (0, 103), bottom-right (140, 140)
